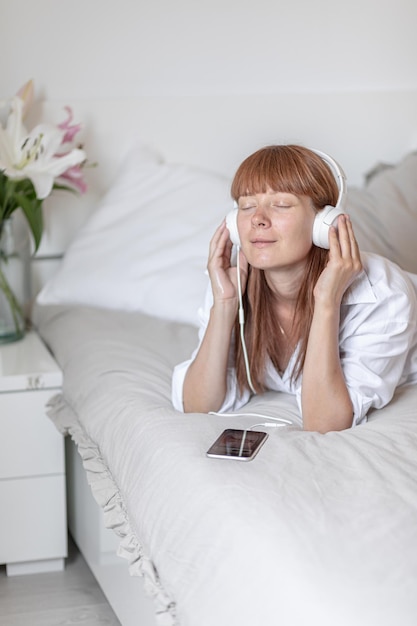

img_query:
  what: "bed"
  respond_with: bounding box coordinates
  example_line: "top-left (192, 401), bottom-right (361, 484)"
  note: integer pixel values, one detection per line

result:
top-left (31, 93), bottom-right (417, 626)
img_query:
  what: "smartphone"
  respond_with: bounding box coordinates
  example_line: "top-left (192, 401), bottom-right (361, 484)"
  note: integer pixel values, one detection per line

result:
top-left (206, 428), bottom-right (268, 461)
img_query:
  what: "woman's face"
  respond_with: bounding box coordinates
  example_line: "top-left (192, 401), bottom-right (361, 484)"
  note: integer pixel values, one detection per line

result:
top-left (237, 188), bottom-right (316, 271)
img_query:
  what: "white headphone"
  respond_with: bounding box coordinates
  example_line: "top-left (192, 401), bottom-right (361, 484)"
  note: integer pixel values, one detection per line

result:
top-left (226, 148), bottom-right (347, 250)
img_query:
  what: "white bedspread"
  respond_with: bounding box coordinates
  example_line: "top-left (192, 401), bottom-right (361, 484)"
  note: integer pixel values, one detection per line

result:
top-left (34, 303), bottom-right (417, 626)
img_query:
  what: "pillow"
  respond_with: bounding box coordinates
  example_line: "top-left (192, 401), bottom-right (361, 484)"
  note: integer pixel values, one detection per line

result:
top-left (38, 145), bottom-right (417, 327)
top-left (346, 151), bottom-right (417, 274)
top-left (37, 141), bottom-right (233, 327)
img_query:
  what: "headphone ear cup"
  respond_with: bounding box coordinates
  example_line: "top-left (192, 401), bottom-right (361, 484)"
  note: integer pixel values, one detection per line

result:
top-left (226, 208), bottom-right (241, 246)
top-left (312, 205), bottom-right (345, 249)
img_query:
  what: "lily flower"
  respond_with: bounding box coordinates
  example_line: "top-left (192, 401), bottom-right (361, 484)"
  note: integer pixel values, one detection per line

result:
top-left (58, 106), bottom-right (82, 144)
top-left (0, 96), bottom-right (86, 199)
top-left (58, 163), bottom-right (88, 194)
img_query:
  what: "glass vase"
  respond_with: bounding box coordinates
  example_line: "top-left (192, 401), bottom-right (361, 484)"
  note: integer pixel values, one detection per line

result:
top-left (0, 215), bottom-right (31, 344)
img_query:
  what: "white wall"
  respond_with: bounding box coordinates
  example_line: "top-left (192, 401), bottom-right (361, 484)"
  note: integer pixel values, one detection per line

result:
top-left (1, 0), bottom-right (417, 98)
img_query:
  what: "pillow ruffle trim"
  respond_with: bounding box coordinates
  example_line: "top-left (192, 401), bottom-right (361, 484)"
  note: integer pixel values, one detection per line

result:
top-left (46, 393), bottom-right (178, 626)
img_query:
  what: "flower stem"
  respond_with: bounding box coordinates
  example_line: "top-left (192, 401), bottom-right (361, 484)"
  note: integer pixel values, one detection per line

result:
top-left (1, 178), bottom-right (17, 221)
top-left (0, 262), bottom-right (25, 336)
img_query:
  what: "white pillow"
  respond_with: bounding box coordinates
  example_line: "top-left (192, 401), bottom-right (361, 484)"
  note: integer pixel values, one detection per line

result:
top-left (38, 145), bottom-right (417, 326)
top-left (37, 141), bottom-right (233, 327)
top-left (347, 151), bottom-right (417, 274)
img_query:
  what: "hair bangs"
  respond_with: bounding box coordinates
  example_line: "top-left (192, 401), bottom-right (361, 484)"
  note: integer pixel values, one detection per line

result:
top-left (232, 146), bottom-right (306, 200)
top-left (231, 145), bottom-right (338, 208)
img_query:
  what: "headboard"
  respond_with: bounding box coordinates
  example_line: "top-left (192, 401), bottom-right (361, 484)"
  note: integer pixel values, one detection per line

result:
top-left (31, 90), bottom-right (417, 293)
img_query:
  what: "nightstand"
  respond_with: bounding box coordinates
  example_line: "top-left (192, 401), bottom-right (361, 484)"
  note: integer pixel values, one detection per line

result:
top-left (0, 330), bottom-right (67, 576)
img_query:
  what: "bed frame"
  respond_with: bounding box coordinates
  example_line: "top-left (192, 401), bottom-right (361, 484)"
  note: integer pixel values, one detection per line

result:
top-left (33, 90), bottom-right (417, 626)
top-left (65, 438), bottom-right (157, 626)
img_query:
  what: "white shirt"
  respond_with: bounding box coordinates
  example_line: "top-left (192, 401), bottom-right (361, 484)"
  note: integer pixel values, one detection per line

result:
top-left (172, 252), bottom-right (417, 426)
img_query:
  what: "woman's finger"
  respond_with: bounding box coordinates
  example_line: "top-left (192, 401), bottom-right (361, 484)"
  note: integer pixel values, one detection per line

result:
top-left (345, 215), bottom-right (361, 259)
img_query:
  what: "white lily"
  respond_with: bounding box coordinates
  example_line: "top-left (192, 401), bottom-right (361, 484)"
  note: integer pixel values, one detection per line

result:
top-left (0, 96), bottom-right (86, 199)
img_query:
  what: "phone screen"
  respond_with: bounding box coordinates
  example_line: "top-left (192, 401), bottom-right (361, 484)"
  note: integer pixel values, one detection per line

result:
top-left (206, 429), bottom-right (268, 461)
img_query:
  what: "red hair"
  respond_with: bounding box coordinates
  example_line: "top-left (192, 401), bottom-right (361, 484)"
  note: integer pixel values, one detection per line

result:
top-left (231, 145), bottom-right (339, 393)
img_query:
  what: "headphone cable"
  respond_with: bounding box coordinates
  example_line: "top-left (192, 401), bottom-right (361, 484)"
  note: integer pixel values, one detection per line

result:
top-left (236, 246), bottom-right (256, 395)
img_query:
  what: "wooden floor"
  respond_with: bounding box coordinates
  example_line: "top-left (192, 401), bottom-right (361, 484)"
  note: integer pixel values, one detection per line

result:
top-left (0, 536), bottom-right (121, 626)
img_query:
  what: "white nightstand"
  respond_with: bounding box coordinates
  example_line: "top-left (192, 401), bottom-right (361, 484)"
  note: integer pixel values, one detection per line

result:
top-left (0, 330), bottom-right (67, 576)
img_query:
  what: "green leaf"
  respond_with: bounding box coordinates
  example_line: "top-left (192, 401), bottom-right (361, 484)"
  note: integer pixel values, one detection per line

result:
top-left (52, 182), bottom-right (79, 195)
top-left (14, 193), bottom-right (44, 251)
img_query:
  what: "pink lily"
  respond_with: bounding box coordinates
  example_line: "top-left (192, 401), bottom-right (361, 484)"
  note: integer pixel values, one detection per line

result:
top-left (58, 106), bottom-right (82, 144)
top-left (58, 163), bottom-right (88, 194)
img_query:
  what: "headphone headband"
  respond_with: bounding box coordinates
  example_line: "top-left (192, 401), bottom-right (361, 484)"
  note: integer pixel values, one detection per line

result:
top-left (309, 148), bottom-right (347, 212)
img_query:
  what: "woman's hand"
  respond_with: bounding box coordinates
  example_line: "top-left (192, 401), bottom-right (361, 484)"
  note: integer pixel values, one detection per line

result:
top-left (207, 220), bottom-right (249, 304)
top-left (313, 214), bottom-right (363, 308)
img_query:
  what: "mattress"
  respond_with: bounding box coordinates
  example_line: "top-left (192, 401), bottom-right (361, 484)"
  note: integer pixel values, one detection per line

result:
top-left (34, 303), bottom-right (417, 626)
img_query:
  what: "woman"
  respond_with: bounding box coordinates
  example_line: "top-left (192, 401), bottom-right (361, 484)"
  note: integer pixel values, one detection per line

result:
top-left (172, 145), bottom-right (417, 432)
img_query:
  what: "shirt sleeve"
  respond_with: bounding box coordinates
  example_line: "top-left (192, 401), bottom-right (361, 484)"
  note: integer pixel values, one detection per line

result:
top-left (337, 267), bottom-right (417, 426)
